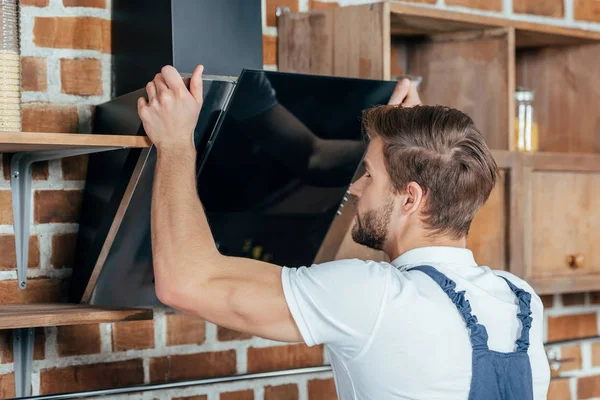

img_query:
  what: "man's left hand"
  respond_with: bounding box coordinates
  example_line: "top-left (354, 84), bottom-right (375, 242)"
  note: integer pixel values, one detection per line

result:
top-left (138, 64), bottom-right (204, 154)
top-left (388, 78), bottom-right (422, 107)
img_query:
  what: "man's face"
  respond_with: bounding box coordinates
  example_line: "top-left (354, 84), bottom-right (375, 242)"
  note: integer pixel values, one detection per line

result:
top-left (349, 138), bottom-right (395, 251)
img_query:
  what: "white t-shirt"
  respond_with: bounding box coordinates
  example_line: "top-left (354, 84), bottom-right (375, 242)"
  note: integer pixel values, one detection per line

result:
top-left (281, 246), bottom-right (551, 400)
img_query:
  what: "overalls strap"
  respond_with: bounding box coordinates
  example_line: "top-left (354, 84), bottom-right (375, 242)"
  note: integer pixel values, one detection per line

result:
top-left (498, 276), bottom-right (533, 353)
top-left (409, 265), bottom-right (489, 351)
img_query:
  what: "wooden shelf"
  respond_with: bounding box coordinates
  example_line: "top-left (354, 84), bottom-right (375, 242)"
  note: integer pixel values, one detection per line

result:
top-left (0, 131), bottom-right (152, 152)
top-left (0, 303), bottom-right (153, 329)
top-left (388, 2), bottom-right (600, 47)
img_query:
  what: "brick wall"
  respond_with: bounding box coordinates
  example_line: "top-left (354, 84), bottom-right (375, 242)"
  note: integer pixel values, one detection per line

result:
top-left (0, 0), bottom-right (598, 399)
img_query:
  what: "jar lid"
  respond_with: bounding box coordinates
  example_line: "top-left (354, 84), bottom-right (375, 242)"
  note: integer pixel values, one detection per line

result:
top-left (515, 88), bottom-right (535, 102)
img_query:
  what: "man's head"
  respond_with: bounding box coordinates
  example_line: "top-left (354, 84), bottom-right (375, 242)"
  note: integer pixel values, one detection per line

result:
top-left (349, 105), bottom-right (498, 255)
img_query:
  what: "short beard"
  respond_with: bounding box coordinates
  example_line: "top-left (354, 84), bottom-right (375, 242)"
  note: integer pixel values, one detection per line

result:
top-left (351, 196), bottom-right (394, 251)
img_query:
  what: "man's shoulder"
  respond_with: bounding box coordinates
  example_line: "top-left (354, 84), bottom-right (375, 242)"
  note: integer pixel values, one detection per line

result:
top-left (490, 269), bottom-right (544, 309)
top-left (299, 258), bottom-right (397, 287)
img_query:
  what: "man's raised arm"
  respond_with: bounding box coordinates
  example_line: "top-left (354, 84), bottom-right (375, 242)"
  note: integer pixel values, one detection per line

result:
top-left (137, 64), bottom-right (303, 343)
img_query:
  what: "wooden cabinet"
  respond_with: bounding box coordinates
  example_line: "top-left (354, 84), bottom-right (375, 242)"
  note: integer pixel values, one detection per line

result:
top-left (279, 2), bottom-right (600, 294)
top-left (510, 153), bottom-right (600, 294)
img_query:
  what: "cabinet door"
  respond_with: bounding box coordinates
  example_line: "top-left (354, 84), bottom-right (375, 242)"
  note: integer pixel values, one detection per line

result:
top-left (278, 3), bottom-right (389, 79)
top-left (519, 153), bottom-right (600, 294)
top-left (468, 169), bottom-right (509, 270)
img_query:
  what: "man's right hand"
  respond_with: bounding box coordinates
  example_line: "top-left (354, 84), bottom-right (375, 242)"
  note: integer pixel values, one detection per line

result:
top-left (138, 64), bottom-right (204, 154)
top-left (388, 78), bottom-right (422, 107)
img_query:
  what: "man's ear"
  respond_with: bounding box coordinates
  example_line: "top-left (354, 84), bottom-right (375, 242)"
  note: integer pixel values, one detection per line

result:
top-left (402, 182), bottom-right (424, 214)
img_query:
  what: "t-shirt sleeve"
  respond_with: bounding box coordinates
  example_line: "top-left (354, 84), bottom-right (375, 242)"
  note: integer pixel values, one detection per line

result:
top-left (281, 258), bottom-right (391, 359)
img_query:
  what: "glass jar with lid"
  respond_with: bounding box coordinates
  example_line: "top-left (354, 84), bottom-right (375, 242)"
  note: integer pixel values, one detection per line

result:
top-left (514, 88), bottom-right (538, 152)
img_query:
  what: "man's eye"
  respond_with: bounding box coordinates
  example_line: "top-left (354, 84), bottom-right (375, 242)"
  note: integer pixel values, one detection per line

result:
top-left (365, 172), bottom-right (371, 178)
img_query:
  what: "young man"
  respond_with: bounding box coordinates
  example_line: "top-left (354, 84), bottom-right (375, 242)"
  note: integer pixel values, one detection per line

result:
top-left (138, 65), bottom-right (550, 399)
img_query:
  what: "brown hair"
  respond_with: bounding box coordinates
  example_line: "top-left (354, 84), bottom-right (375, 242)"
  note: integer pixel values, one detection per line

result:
top-left (361, 104), bottom-right (498, 239)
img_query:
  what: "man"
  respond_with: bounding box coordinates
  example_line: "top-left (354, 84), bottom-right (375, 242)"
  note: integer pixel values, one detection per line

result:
top-left (138, 65), bottom-right (550, 399)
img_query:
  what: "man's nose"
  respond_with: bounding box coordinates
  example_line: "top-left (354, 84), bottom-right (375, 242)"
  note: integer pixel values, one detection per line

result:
top-left (349, 175), bottom-right (364, 197)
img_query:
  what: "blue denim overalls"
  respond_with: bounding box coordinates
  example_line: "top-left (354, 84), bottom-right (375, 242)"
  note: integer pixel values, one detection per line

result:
top-left (409, 265), bottom-right (534, 400)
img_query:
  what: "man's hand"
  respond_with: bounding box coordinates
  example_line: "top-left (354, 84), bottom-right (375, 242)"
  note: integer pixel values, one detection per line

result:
top-left (388, 77), bottom-right (422, 107)
top-left (138, 64), bottom-right (204, 153)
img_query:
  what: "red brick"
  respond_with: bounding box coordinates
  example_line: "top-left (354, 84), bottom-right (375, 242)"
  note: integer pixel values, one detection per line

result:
top-left (0, 235), bottom-right (40, 270)
top-left (150, 351), bottom-right (236, 383)
top-left (34, 190), bottom-right (83, 224)
top-left (395, 0), bottom-right (436, 3)
top-left (308, 378), bottom-right (337, 400)
top-left (60, 58), bottom-right (103, 96)
top-left (263, 35), bottom-right (277, 66)
top-left (64, 0), bottom-right (106, 7)
top-left (217, 326), bottom-right (252, 342)
top-left (40, 360), bottom-right (143, 394)
top-left (51, 233), bottom-right (77, 269)
top-left (34, 17), bottom-right (111, 53)
top-left (0, 328), bottom-right (45, 363)
top-left (22, 103), bottom-right (79, 133)
top-left (548, 378), bottom-right (570, 400)
top-left (0, 279), bottom-right (63, 304)
top-left (541, 295), bottom-right (554, 309)
top-left (166, 313), bottom-right (205, 346)
top-left (310, 1), bottom-right (340, 9)
top-left (265, 384), bottom-right (298, 400)
top-left (591, 342), bottom-right (600, 366)
top-left (22, 0), bottom-right (48, 6)
top-left (547, 313), bottom-right (598, 342)
top-left (562, 292), bottom-right (586, 307)
top-left (0, 373), bottom-right (15, 399)
top-left (22, 57), bottom-right (47, 92)
top-left (0, 191), bottom-right (13, 225)
top-left (62, 155), bottom-right (89, 180)
top-left (173, 397), bottom-right (207, 400)
top-left (514, 0), bottom-right (564, 17)
top-left (220, 390), bottom-right (253, 400)
top-left (112, 320), bottom-right (155, 351)
top-left (578, 374), bottom-right (600, 399)
top-left (575, 0), bottom-right (600, 22)
top-left (446, 0), bottom-right (502, 11)
top-left (266, 0), bottom-right (298, 27)
top-left (559, 345), bottom-right (582, 372)
top-left (247, 344), bottom-right (324, 373)
top-left (57, 324), bottom-right (100, 357)
top-left (3, 154), bottom-right (49, 180)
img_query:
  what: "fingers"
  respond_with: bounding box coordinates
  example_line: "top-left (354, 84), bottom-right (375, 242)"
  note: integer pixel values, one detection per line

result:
top-left (146, 81), bottom-right (156, 103)
top-left (402, 81), bottom-right (423, 108)
top-left (161, 65), bottom-right (187, 94)
top-left (153, 73), bottom-right (169, 94)
top-left (189, 65), bottom-right (204, 106)
top-left (137, 96), bottom-right (148, 118)
top-left (388, 78), bottom-right (411, 106)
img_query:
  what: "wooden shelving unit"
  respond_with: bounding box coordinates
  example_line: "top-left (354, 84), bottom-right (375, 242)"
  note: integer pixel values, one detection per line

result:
top-left (0, 131), bottom-right (151, 152)
top-left (278, 1), bottom-right (600, 295)
top-left (0, 303), bottom-right (153, 330)
top-left (0, 131), bottom-right (153, 397)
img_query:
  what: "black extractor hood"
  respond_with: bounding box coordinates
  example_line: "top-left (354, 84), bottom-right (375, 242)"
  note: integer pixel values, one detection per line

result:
top-left (69, 70), bottom-right (398, 307)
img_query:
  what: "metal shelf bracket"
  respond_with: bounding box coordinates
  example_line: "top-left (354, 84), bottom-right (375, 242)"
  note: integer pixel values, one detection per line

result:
top-left (10, 147), bottom-right (120, 289)
top-left (13, 327), bottom-right (34, 398)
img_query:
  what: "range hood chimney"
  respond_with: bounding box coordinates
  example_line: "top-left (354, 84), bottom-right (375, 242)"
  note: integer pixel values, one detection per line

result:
top-left (112, 0), bottom-right (263, 96)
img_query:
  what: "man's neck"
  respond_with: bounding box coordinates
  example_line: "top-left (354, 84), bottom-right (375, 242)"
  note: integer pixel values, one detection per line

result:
top-left (385, 234), bottom-right (467, 262)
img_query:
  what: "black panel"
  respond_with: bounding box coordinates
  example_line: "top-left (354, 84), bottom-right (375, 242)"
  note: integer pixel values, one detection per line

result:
top-left (112, 0), bottom-right (173, 96)
top-left (197, 70), bottom-right (397, 266)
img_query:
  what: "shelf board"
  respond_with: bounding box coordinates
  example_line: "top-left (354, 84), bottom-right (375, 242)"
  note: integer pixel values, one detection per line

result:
top-left (0, 132), bottom-right (152, 152)
top-left (0, 303), bottom-right (153, 329)
top-left (388, 2), bottom-right (600, 47)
